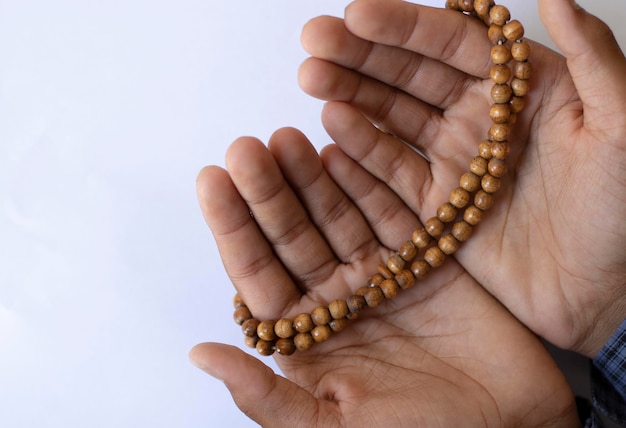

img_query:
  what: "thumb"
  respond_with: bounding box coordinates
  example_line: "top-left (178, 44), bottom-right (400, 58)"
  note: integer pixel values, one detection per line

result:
top-left (539, 0), bottom-right (626, 122)
top-left (189, 343), bottom-right (322, 427)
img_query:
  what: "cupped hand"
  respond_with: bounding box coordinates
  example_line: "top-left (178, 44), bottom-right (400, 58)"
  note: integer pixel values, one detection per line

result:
top-left (192, 127), bottom-right (577, 427)
top-left (298, 0), bottom-right (626, 358)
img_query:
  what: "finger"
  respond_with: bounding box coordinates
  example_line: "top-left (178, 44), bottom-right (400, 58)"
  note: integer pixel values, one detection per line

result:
top-left (301, 15), bottom-right (476, 111)
top-left (196, 164), bottom-right (299, 319)
top-left (268, 127), bottom-right (379, 265)
top-left (539, 0), bottom-right (626, 130)
top-left (189, 343), bottom-right (332, 427)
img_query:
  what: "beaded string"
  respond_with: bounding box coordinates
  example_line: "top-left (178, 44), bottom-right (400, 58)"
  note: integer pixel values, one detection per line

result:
top-left (231, 0), bottom-right (532, 357)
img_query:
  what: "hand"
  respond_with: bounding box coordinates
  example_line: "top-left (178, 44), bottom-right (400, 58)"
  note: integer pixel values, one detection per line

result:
top-left (191, 128), bottom-right (577, 426)
top-left (298, 0), bottom-right (626, 358)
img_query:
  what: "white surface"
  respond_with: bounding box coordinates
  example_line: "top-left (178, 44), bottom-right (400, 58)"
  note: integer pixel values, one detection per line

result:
top-left (0, 1), bottom-right (624, 427)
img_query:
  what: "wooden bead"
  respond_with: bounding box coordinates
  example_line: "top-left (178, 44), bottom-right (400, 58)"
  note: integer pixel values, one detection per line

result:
top-left (395, 269), bottom-right (415, 290)
top-left (368, 273), bottom-right (385, 287)
top-left (256, 339), bottom-right (275, 356)
top-left (490, 64), bottom-right (511, 84)
top-left (474, 0), bottom-right (494, 17)
top-left (244, 336), bottom-right (259, 348)
top-left (294, 332), bottom-right (314, 351)
top-left (491, 141), bottom-right (511, 160)
top-left (510, 96), bottom-right (525, 113)
top-left (363, 286), bottom-right (385, 308)
top-left (329, 299), bottom-right (349, 319)
top-left (489, 5), bottom-right (510, 26)
top-left (458, 0), bottom-right (474, 12)
top-left (275, 338), bottom-right (296, 356)
top-left (257, 320), bottom-right (276, 341)
top-left (478, 140), bottom-right (494, 160)
top-left (380, 279), bottom-right (400, 299)
top-left (311, 306), bottom-right (332, 326)
top-left (233, 294), bottom-right (246, 308)
top-left (511, 40), bottom-right (531, 61)
top-left (438, 234), bottom-right (460, 255)
top-left (511, 77), bottom-right (530, 96)
top-left (475, 189), bottom-right (495, 210)
top-left (425, 246), bottom-right (446, 268)
top-left (489, 123), bottom-right (511, 142)
top-left (452, 220), bottom-right (473, 241)
top-left (450, 187), bottom-right (471, 208)
top-left (425, 217), bottom-right (445, 237)
top-left (329, 318), bottom-right (348, 333)
top-left (488, 24), bottom-right (505, 44)
top-left (346, 294), bottom-right (366, 314)
top-left (377, 264), bottom-right (394, 279)
top-left (398, 240), bottom-right (417, 261)
top-left (355, 286), bottom-right (369, 297)
top-left (514, 61), bottom-right (532, 80)
top-left (294, 313), bottom-right (314, 333)
top-left (445, 0), bottom-right (461, 10)
top-left (481, 173), bottom-right (501, 194)
top-left (242, 318), bottom-right (260, 337)
top-left (412, 228), bottom-right (432, 249)
top-left (464, 205), bottom-right (484, 226)
top-left (488, 158), bottom-right (508, 177)
top-left (437, 202), bottom-right (458, 223)
top-left (411, 259), bottom-right (431, 279)
top-left (470, 156), bottom-right (489, 176)
top-left (460, 172), bottom-right (481, 192)
top-left (491, 44), bottom-right (512, 64)
top-left (274, 318), bottom-right (295, 339)
top-left (387, 253), bottom-right (406, 274)
top-left (490, 103), bottom-right (511, 123)
top-left (491, 84), bottom-right (512, 103)
top-left (311, 325), bottom-right (332, 343)
top-left (233, 306), bottom-right (253, 325)
top-left (503, 20), bottom-right (524, 40)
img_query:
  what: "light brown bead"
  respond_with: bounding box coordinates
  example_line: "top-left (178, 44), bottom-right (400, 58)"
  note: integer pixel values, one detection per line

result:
top-left (464, 205), bottom-right (484, 226)
top-left (452, 220), bottom-right (473, 242)
top-left (257, 320), bottom-right (276, 341)
top-left (329, 318), bottom-right (348, 333)
top-left (425, 246), bottom-right (446, 268)
top-left (474, 0), bottom-right (494, 16)
top-left (488, 24), bottom-right (505, 44)
top-left (412, 228), bottom-right (432, 249)
top-left (395, 269), bottom-right (415, 290)
top-left (503, 20), bottom-right (524, 40)
top-left (450, 187), bottom-right (471, 209)
top-left (511, 40), bottom-right (531, 61)
top-left (411, 259), bottom-right (430, 279)
top-left (244, 335), bottom-right (259, 349)
top-left (398, 240), bottom-right (417, 261)
top-left (311, 325), bottom-right (332, 343)
top-left (489, 5), bottom-right (510, 26)
top-left (380, 279), bottom-right (400, 299)
top-left (355, 286), bottom-right (369, 297)
top-left (363, 286), bottom-right (385, 308)
top-left (311, 306), bottom-right (332, 326)
top-left (294, 313), bottom-right (314, 333)
top-left (445, 0), bottom-right (461, 10)
top-left (458, 0), bottom-right (474, 12)
top-left (387, 253), bottom-right (406, 274)
top-left (489, 123), bottom-right (511, 142)
top-left (481, 173), bottom-right (501, 194)
top-left (490, 103), bottom-right (511, 124)
top-left (329, 299), bottom-right (349, 319)
top-left (437, 202), bottom-right (458, 223)
top-left (511, 77), bottom-right (530, 97)
top-left (510, 96), bottom-right (525, 113)
top-left (233, 306), bottom-right (253, 325)
top-left (274, 318), bottom-right (295, 339)
top-left (490, 64), bottom-right (511, 84)
top-left (233, 294), bottom-right (245, 308)
top-left (377, 264), bottom-right (394, 279)
top-left (478, 140), bottom-right (494, 160)
top-left (514, 61), bottom-right (532, 80)
top-left (439, 234), bottom-right (460, 255)
top-left (491, 83), bottom-right (512, 103)
top-left (275, 338), bottom-right (296, 356)
top-left (491, 44), bottom-right (512, 64)
top-left (470, 156), bottom-right (489, 176)
top-left (294, 332), bottom-right (315, 351)
top-left (488, 158), bottom-right (508, 177)
top-left (491, 141), bottom-right (511, 160)
top-left (475, 189), bottom-right (495, 210)
top-left (347, 294), bottom-right (366, 314)
top-left (368, 273), bottom-right (385, 287)
top-left (460, 172), bottom-right (482, 192)
top-left (425, 216), bottom-right (445, 237)
top-left (256, 339), bottom-right (275, 356)
top-left (242, 318), bottom-right (260, 338)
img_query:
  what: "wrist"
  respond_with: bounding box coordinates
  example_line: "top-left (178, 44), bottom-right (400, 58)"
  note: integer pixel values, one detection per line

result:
top-left (576, 294), bottom-right (626, 358)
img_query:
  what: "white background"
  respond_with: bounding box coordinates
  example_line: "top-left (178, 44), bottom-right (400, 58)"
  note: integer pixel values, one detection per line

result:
top-left (1, 1), bottom-right (624, 427)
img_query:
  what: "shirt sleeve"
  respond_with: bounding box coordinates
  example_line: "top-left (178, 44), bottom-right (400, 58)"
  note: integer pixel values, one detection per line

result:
top-left (591, 318), bottom-right (626, 426)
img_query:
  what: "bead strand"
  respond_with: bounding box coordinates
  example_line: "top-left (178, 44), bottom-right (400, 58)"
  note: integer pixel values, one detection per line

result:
top-left (231, 0), bottom-right (531, 356)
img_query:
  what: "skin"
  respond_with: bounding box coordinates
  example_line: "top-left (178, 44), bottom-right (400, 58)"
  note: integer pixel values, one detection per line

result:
top-left (191, 0), bottom-right (625, 426)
